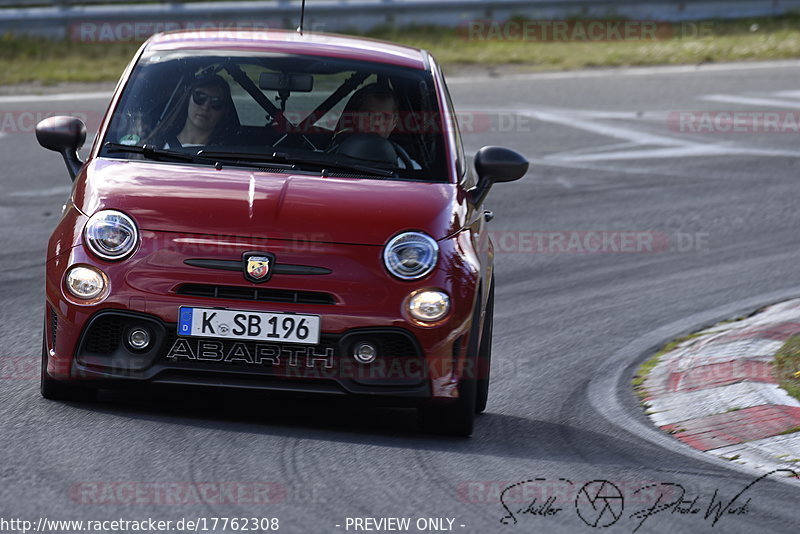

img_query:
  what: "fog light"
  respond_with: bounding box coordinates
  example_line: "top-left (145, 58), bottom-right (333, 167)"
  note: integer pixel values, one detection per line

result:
top-left (408, 290), bottom-right (450, 323)
top-left (65, 266), bottom-right (106, 300)
top-left (353, 342), bottom-right (377, 364)
top-left (127, 328), bottom-right (151, 350)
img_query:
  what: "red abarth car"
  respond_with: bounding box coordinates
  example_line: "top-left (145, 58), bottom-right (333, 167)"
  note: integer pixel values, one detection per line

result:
top-left (35, 29), bottom-right (527, 436)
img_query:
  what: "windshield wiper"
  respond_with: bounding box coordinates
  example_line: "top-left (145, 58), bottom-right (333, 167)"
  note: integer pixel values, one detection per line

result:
top-left (103, 142), bottom-right (214, 164)
top-left (197, 150), bottom-right (394, 178)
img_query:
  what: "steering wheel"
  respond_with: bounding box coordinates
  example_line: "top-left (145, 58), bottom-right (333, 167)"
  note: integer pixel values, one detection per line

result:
top-left (394, 143), bottom-right (415, 170)
top-left (331, 133), bottom-right (398, 167)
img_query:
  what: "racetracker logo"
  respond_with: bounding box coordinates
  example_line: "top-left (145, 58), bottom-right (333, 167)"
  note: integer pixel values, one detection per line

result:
top-left (488, 231), bottom-right (680, 253)
top-left (0, 357), bottom-right (38, 380)
top-left (69, 482), bottom-right (286, 505)
top-left (668, 111), bottom-right (800, 133)
top-left (459, 20), bottom-right (713, 41)
top-left (456, 479), bottom-right (683, 506)
top-left (0, 111), bottom-right (103, 134)
top-left (69, 21), bottom-right (327, 43)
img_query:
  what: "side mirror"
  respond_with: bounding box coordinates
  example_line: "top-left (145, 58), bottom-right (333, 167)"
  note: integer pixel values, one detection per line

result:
top-left (469, 146), bottom-right (528, 206)
top-left (35, 116), bottom-right (87, 181)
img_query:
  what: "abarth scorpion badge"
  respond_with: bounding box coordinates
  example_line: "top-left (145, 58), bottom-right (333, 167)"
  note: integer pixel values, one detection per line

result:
top-left (243, 252), bottom-right (275, 283)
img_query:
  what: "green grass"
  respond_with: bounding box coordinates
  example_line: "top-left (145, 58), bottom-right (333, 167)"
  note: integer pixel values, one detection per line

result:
top-left (773, 336), bottom-right (800, 402)
top-left (778, 426), bottom-right (800, 436)
top-left (0, 34), bottom-right (141, 85)
top-left (633, 353), bottom-right (662, 391)
top-left (368, 15), bottom-right (800, 71)
top-left (5, 14), bottom-right (800, 85)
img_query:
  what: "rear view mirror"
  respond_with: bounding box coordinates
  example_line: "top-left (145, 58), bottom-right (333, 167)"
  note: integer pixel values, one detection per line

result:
top-left (259, 72), bottom-right (314, 92)
top-left (35, 116), bottom-right (87, 181)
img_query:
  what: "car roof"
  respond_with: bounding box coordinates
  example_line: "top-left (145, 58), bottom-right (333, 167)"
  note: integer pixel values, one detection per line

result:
top-left (146, 29), bottom-right (430, 71)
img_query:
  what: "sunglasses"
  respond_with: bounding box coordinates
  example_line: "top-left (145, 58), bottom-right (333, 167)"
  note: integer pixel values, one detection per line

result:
top-left (191, 89), bottom-right (225, 111)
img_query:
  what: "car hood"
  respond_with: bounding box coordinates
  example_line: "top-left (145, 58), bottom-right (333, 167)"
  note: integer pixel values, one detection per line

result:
top-left (72, 158), bottom-right (462, 246)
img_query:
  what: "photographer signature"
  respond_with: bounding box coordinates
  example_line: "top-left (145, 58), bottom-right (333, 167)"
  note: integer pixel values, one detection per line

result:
top-left (499, 469), bottom-right (798, 531)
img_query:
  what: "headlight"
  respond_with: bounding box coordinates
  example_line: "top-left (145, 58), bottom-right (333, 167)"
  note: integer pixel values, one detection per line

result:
top-left (383, 232), bottom-right (438, 280)
top-left (408, 290), bottom-right (450, 323)
top-left (66, 266), bottom-right (106, 300)
top-left (84, 210), bottom-right (138, 260)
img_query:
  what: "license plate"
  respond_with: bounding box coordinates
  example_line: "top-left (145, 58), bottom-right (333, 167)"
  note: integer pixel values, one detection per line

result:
top-left (178, 307), bottom-right (320, 345)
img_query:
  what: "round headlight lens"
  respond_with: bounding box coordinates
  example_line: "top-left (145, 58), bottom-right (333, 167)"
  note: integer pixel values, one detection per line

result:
top-left (383, 232), bottom-right (438, 280)
top-left (84, 210), bottom-right (138, 260)
top-left (408, 290), bottom-right (450, 323)
top-left (66, 266), bottom-right (106, 300)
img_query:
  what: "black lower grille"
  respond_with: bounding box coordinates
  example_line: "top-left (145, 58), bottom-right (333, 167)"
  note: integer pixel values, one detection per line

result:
top-left (83, 315), bottom-right (124, 353)
top-left (164, 329), bottom-right (424, 385)
top-left (163, 329), bottom-right (338, 360)
top-left (163, 331), bottom-right (417, 361)
top-left (50, 307), bottom-right (58, 346)
top-left (176, 284), bottom-right (336, 305)
top-left (76, 310), bottom-right (425, 387)
top-left (369, 335), bottom-right (417, 359)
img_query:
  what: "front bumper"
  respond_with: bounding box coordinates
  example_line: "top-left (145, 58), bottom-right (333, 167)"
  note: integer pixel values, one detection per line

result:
top-left (67, 309), bottom-right (430, 398)
top-left (45, 226), bottom-right (482, 401)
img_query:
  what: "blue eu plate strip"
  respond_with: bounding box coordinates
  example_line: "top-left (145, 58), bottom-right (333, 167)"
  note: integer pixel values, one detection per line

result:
top-left (178, 308), bottom-right (194, 335)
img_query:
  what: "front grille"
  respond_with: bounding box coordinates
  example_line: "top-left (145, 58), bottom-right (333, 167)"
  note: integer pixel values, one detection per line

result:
top-left (50, 307), bottom-right (58, 346)
top-left (372, 335), bottom-right (417, 359)
top-left (76, 310), bottom-right (425, 388)
top-left (83, 315), bottom-right (125, 354)
top-left (176, 284), bottom-right (336, 305)
top-left (163, 328), bottom-right (424, 385)
top-left (163, 330), bottom-right (418, 360)
top-left (163, 330), bottom-right (338, 360)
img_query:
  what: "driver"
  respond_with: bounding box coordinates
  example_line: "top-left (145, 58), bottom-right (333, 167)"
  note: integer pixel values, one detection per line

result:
top-left (331, 83), bottom-right (420, 169)
top-left (145, 74), bottom-right (237, 148)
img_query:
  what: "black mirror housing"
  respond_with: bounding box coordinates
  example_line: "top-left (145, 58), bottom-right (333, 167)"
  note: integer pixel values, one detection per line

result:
top-left (35, 116), bottom-right (87, 181)
top-left (469, 146), bottom-right (528, 205)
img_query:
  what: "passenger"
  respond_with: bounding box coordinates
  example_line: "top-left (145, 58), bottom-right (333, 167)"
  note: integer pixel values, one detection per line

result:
top-left (332, 83), bottom-right (420, 169)
top-left (146, 74), bottom-right (237, 148)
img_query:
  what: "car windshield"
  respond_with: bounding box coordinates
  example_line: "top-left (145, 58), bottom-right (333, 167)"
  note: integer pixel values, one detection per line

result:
top-left (100, 49), bottom-right (450, 181)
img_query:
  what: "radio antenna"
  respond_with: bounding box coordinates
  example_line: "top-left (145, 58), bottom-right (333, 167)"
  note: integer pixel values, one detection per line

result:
top-left (297, 0), bottom-right (306, 35)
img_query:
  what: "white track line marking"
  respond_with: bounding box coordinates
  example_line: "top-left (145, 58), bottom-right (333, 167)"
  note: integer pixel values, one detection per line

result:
top-left (0, 92), bottom-right (110, 103)
top-left (9, 185), bottom-right (72, 197)
top-left (550, 144), bottom-right (800, 162)
top-left (768, 89), bottom-right (800, 99)
top-left (701, 94), bottom-right (800, 109)
top-left (472, 106), bottom-right (800, 162)
top-left (518, 109), bottom-right (691, 147)
top-left (448, 59), bottom-right (800, 83)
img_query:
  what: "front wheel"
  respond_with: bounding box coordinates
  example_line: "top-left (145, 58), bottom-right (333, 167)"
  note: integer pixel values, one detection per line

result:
top-left (417, 288), bottom-right (483, 436)
top-left (475, 277), bottom-right (494, 413)
top-left (417, 373), bottom-right (476, 437)
top-left (40, 331), bottom-right (96, 402)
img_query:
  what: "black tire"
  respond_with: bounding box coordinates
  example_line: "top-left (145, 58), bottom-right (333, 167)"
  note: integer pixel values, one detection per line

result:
top-left (475, 276), bottom-right (494, 413)
top-left (40, 331), bottom-right (96, 402)
top-left (417, 289), bottom-right (482, 436)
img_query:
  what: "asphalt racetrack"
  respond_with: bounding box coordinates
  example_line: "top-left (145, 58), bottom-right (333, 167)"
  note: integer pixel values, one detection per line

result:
top-left (2, 61), bottom-right (800, 533)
